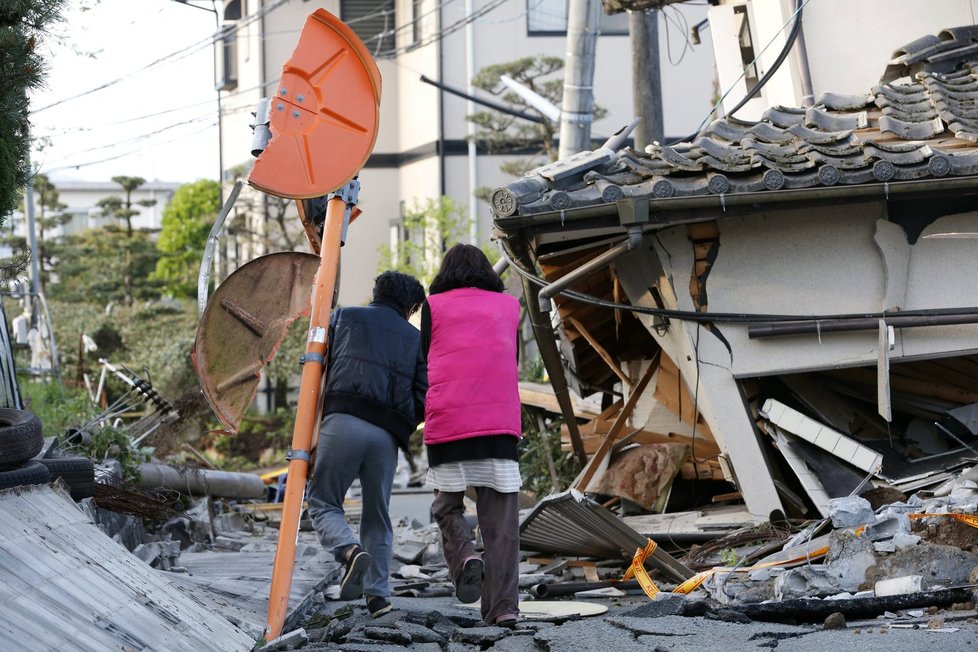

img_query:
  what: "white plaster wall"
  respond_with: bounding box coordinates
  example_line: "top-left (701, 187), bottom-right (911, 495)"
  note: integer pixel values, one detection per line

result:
top-left (800, 0), bottom-right (978, 95)
top-left (339, 167), bottom-right (403, 306)
top-left (711, 0), bottom-right (978, 113)
top-left (638, 205), bottom-right (978, 379)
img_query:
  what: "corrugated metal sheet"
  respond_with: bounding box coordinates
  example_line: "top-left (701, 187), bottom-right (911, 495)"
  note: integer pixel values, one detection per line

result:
top-left (0, 483), bottom-right (253, 651)
top-left (519, 489), bottom-right (694, 583)
top-left (0, 300), bottom-right (22, 410)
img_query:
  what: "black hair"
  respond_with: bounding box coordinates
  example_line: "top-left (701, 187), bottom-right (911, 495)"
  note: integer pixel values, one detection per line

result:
top-left (372, 271), bottom-right (426, 317)
top-left (429, 243), bottom-right (504, 295)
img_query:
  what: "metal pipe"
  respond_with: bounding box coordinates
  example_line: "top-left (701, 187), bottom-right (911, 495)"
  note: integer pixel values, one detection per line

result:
top-left (521, 273), bottom-right (589, 467)
top-left (419, 75), bottom-right (545, 123)
top-left (198, 180), bottom-right (244, 316)
top-left (537, 226), bottom-right (642, 312)
top-left (529, 579), bottom-right (641, 598)
top-left (748, 312), bottom-right (978, 338)
top-left (790, 2), bottom-right (815, 107)
top-left (494, 175), bottom-right (978, 231)
top-left (492, 255), bottom-right (510, 276)
top-left (137, 463), bottom-right (265, 498)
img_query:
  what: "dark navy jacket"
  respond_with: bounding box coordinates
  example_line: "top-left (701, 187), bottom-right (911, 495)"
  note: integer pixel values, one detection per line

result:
top-left (322, 302), bottom-right (427, 451)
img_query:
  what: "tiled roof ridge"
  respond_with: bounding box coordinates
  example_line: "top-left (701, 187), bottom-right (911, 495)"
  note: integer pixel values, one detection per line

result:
top-left (491, 26), bottom-right (978, 217)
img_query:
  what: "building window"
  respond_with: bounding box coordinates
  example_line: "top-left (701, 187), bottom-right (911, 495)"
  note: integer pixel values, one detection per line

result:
top-left (527, 0), bottom-right (628, 36)
top-left (412, 0), bottom-right (423, 45)
top-left (733, 5), bottom-right (758, 88)
top-left (223, 0), bottom-right (241, 20)
top-left (342, 0), bottom-right (396, 55)
top-left (215, 23), bottom-right (238, 91)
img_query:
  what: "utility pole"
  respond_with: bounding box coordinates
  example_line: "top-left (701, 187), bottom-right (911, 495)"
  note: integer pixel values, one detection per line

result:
top-left (558, 0), bottom-right (601, 159)
top-left (465, 0), bottom-right (478, 245)
top-left (630, 9), bottom-right (663, 151)
top-left (23, 172), bottom-right (41, 300)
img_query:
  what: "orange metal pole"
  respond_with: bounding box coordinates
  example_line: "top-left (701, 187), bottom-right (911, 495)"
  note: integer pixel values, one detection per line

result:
top-left (265, 194), bottom-right (347, 639)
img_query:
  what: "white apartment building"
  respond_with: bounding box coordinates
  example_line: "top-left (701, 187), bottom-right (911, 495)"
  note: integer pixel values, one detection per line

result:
top-left (216, 0), bottom-right (716, 305)
top-left (9, 179), bottom-right (178, 241)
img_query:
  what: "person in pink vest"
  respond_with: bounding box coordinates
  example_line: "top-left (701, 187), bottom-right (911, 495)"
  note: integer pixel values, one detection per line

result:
top-left (421, 243), bottom-right (522, 627)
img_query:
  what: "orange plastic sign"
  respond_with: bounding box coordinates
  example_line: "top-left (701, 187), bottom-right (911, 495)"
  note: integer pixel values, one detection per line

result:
top-left (249, 9), bottom-right (382, 199)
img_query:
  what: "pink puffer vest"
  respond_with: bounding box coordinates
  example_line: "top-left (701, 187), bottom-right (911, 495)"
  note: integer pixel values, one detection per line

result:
top-left (423, 288), bottom-right (521, 445)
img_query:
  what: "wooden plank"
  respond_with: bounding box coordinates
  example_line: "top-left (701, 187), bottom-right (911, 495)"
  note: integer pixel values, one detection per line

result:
top-left (565, 316), bottom-right (630, 386)
top-left (519, 381), bottom-right (602, 420)
top-left (825, 367), bottom-right (978, 405)
top-left (711, 491), bottom-right (742, 503)
top-left (906, 360), bottom-right (978, 394)
top-left (574, 353), bottom-right (661, 492)
top-left (653, 352), bottom-right (716, 441)
top-left (680, 460), bottom-right (726, 481)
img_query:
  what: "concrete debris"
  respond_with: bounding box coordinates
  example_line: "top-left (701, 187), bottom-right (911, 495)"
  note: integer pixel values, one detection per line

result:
top-left (828, 496), bottom-right (875, 529)
top-left (823, 612), bottom-right (847, 629)
top-left (257, 628), bottom-right (309, 651)
top-left (875, 575), bottom-right (924, 597)
top-left (133, 538), bottom-right (183, 571)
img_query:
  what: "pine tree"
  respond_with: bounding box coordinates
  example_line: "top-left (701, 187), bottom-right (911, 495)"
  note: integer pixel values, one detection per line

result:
top-left (96, 176), bottom-right (157, 305)
top-left (0, 0), bottom-right (66, 222)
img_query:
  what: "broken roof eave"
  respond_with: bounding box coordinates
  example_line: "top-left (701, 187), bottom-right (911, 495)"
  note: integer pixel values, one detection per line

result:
top-left (494, 175), bottom-right (978, 246)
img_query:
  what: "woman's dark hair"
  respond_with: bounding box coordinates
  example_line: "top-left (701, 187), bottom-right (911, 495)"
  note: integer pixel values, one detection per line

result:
top-left (429, 243), bottom-right (504, 295)
top-left (372, 271), bottom-right (426, 316)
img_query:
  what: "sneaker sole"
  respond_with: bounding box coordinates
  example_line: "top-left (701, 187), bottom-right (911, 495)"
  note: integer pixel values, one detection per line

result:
top-left (370, 604), bottom-right (393, 618)
top-left (340, 551), bottom-right (371, 601)
top-left (455, 558), bottom-right (484, 604)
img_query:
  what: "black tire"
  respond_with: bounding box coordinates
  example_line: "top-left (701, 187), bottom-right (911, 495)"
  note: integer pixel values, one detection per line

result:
top-left (0, 408), bottom-right (43, 466)
top-left (0, 460), bottom-right (50, 489)
top-left (39, 456), bottom-right (95, 500)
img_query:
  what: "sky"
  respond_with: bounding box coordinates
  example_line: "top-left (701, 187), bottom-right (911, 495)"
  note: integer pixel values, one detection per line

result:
top-left (29, 0), bottom-right (223, 184)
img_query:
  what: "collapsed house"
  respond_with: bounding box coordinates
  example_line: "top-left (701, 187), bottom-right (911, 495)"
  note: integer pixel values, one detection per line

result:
top-left (494, 27), bottom-right (978, 526)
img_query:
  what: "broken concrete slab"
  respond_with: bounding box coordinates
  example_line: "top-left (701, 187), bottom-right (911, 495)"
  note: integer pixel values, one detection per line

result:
top-left (873, 541), bottom-right (978, 587)
top-left (825, 529), bottom-right (876, 592)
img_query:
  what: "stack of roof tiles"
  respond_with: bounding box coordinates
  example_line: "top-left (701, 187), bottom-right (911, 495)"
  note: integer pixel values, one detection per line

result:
top-left (492, 26), bottom-right (978, 217)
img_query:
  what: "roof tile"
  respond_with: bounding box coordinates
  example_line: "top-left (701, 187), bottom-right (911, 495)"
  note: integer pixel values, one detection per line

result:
top-left (493, 27), bottom-right (978, 217)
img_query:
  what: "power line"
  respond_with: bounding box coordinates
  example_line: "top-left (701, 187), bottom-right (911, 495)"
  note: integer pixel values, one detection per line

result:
top-left (32, 0), bottom-right (292, 114)
top-left (40, 102), bottom-right (256, 166)
top-left (41, 121), bottom-right (218, 173)
top-left (36, 82), bottom-right (268, 136)
top-left (374, 0), bottom-right (508, 59)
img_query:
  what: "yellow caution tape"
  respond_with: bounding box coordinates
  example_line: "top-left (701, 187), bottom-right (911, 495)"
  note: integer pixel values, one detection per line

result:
top-left (623, 539), bottom-right (661, 599)
top-left (259, 466), bottom-right (290, 483)
top-left (631, 511), bottom-right (978, 600)
top-left (910, 512), bottom-right (978, 528)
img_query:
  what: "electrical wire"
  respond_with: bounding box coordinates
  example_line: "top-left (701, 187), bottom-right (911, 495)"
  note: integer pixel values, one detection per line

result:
top-left (38, 101), bottom-right (255, 168)
top-left (373, 0), bottom-right (509, 59)
top-left (37, 82), bottom-right (267, 136)
top-left (32, 0), bottom-right (294, 114)
top-left (41, 120), bottom-right (217, 172)
top-left (668, 0), bottom-right (812, 144)
top-left (662, 5), bottom-right (692, 66)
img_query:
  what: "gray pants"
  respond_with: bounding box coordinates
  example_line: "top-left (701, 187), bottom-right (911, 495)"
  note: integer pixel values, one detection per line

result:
top-left (431, 487), bottom-right (520, 623)
top-left (307, 412), bottom-right (397, 598)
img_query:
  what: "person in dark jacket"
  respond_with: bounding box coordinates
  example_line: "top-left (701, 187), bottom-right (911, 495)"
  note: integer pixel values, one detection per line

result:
top-left (307, 271), bottom-right (427, 619)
